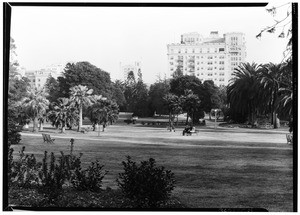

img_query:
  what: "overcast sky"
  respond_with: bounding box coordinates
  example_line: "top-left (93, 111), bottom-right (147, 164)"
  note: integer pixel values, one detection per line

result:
top-left (10, 3), bottom-right (291, 84)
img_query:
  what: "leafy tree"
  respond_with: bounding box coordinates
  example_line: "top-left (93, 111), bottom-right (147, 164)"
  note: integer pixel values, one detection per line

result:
top-left (9, 37), bottom-right (20, 78)
top-left (58, 61), bottom-right (112, 98)
top-left (172, 65), bottom-right (183, 78)
top-left (21, 89), bottom-right (49, 132)
top-left (124, 71), bottom-right (136, 112)
top-left (163, 93), bottom-right (182, 129)
top-left (47, 98), bottom-right (78, 133)
top-left (45, 76), bottom-right (60, 104)
top-left (69, 85), bottom-right (94, 131)
top-left (148, 80), bottom-right (170, 116)
top-left (132, 80), bottom-right (150, 117)
top-left (256, 3), bottom-right (292, 61)
top-left (111, 80), bottom-right (126, 111)
top-left (201, 80), bottom-right (219, 119)
top-left (170, 75), bottom-right (203, 96)
top-left (227, 63), bottom-right (263, 125)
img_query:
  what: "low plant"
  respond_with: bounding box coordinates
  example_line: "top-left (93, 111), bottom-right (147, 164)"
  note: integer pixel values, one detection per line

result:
top-left (71, 160), bottom-right (108, 192)
top-left (117, 156), bottom-right (175, 208)
top-left (10, 146), bottom-right (41, 188)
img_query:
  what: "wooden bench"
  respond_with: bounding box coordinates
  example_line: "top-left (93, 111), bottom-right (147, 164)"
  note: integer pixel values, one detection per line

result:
top-left (42, 133), bottom-right (55, 144)
top-left (286, 133), bottom-right (293, 144)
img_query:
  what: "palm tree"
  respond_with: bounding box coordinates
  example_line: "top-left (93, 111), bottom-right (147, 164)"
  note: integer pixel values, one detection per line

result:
top-left (87, 96), bottom-right (119, 132)
top-left (69, 85), bottom-right (94, 131)
top-left (227, 62), bottom-right (263, 125)
top-left (180, 90), bottom-right (201, 125)
top-left (278, 60), bottom-right (293, 116)
top-left (47, 98), bottom-right (78, 133)
top-left (163, 93), bottom-right (182, 130)
top-left (260, 63), bottom-right (285, 128)
top-left (22, 88), bottom-right (49, 132)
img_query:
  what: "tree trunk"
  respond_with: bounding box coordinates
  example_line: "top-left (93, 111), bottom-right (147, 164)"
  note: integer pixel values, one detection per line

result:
top-left (209, 112), bottom-right (211, 120)
top-left (33, 117), bottom-right (38, 132)
top-left (185, 113), bottom-right (189, 125)
top-left (61, 126), bottom-right (66, 133)
top-left (39, 120), bottom-right (44, 131)
top-left (169, 112), bottom-right (172, 131)
top-left (273, 111), bottom-right (278, 129)
top-left (78, 106), bottom-right (83, 132)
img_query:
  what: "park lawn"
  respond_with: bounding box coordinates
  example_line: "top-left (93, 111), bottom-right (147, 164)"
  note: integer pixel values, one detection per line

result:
top-left (10, 124), bottom-right (293, 211)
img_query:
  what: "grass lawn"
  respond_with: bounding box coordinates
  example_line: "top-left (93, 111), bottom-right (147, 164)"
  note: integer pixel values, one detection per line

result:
top-left (10, 122), bottom-right (293, 211)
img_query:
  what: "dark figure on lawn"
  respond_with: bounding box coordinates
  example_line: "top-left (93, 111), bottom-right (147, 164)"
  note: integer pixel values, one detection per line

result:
top-left (182, 125), bottom-right (193, 136)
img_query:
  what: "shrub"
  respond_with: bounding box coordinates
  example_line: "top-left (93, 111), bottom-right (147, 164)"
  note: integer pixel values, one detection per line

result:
top-left (8, 118), bottom-right (21, 146)
top-left (71, 160), bottom-right (108, 192)
top-left (117, 156), bottom-right (175, 208)
top-left (10, 146), bottom-right (41, 188)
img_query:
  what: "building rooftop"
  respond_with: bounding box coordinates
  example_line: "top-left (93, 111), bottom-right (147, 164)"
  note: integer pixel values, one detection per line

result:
top-left (203, 38), bottom-right (225, 44)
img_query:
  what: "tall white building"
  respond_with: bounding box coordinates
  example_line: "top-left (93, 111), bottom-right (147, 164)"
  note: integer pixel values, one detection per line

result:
top-left (167, 31), bottom-right (246, 86)
top-left (120, 61), bottom-right (142, 81)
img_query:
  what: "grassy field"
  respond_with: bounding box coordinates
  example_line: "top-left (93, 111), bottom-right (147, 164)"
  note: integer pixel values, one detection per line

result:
top-left (11, 122), bottom-right (293, 211)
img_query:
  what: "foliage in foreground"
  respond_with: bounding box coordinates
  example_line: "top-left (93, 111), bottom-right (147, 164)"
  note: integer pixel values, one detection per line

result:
top-left (8, 142), bottom-right (179, 208)
top-left (117, 156), bottom-right (175, 208)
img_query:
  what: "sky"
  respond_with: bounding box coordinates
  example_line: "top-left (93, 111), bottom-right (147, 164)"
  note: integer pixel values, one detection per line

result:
top-left (10, 3), bottom-right (291, 84)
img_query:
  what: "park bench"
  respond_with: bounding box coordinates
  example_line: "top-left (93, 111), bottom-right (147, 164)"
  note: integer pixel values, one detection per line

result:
top-left (286, 133), bottom-right (293, 144)
top-left (42, 133), bottom-right (55, 144)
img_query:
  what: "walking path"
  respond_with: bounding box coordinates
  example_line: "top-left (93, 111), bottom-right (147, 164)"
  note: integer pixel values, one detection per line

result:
top-left (20, 124), bottom-right (292, 150)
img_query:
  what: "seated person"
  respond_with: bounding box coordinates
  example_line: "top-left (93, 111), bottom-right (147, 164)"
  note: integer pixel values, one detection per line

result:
top-left (182, 125), bottom-right (193, 136)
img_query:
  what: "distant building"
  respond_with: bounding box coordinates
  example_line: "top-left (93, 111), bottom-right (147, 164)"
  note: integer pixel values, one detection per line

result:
top-left (120, 61), bottom-right (142, 81)
top-left (167, 31), bottom-right (246, 86)
top-left (24, 63), bottom-right (65, 90)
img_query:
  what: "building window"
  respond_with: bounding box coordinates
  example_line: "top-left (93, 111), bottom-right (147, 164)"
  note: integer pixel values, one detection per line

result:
top-left (170, 62), bottom-right (173, 65)
top-left (219, 61), bottom-right (224, 64)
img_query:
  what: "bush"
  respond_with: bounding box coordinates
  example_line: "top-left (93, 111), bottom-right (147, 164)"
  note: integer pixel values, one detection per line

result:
top-left (8, 118), bottom-right (21, 146)
top-left (117, 156), bottom-right (175, 208)
top-left (10, 146), bottom-right (41, 188)
top-left (71, 160), bottom-right (108, 192)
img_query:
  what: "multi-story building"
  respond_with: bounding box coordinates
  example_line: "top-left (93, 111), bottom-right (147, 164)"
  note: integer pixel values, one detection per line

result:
top-left (24, 63), bottom-right (65, 90)
top-left (167, 31), bottom-right (246, 86)
top-left (120, 61), bottom-right (142, 81)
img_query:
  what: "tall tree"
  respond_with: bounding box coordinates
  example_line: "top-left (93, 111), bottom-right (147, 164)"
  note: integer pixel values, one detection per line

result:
top-left (163, 93), bottom-right (182, 130)
top-left (45, 76), bottom-right (60, 104)
top-left (172, 65), bottom-right (183, 78)
top-left (124, 71), bottom-right (136, 112)
top-left (47, 98), bottom-right (78, 133)
top-left (58, 61), bottom-right (112, 98)
top-left (260, 63), bottom-right (284, 128)
top-left (21, 89), bottom-right (49, 132)
top-left (111, 80), bottom-right (126, 111)
top-left (227, 62), bottom-right (263, 125)
top-left (180, 90), bottom-right (201, 125)
top-left (87, 97), bottom-right (119, 131)
top-left (69, 85), bottom-right (94, 131)
top-left (148, 80), bottom-right (170, 116)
